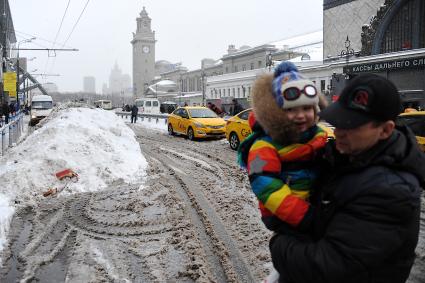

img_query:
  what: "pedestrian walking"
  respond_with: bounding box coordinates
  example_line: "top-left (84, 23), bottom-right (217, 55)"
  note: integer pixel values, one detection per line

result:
top-left (130, 104), bottom-right (138, 123)
top-left (207, 102), bottom-right (224, 116)
top-left (269, 74), bottom-right (425, 283)
top-left (2, 102), bottom-right (10, 124)
top-left (9, 102), bottom-right (15, 116)
top-left (231, 98), bottom-right (243, 115)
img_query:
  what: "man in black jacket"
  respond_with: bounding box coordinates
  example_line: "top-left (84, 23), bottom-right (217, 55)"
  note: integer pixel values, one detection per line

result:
top-left (130, 104), bottom-right (138, 123)
top-left (269, 74), bottom-right (425, 283)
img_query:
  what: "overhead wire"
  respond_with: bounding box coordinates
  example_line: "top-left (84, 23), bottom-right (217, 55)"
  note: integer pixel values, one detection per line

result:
top-left (13, 29), bottom-right (75, 49)
top-left (48, 0), bottom-right (91, 75)
top-left (44, 0), bottom-right (72, 81)
top-left (62, 0), bottom-right (90, 47)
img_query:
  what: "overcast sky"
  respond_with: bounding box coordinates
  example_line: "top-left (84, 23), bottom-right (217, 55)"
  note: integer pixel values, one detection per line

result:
top-left (9, 0), bottom-right (323, 93)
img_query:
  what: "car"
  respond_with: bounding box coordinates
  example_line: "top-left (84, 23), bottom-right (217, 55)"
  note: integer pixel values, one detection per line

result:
top-left (225, 108), bottom-right (252, 150)
top-left (396, 110), bottom-right (425, 152)
top-left (318, 121), bottom-right (335, 140)
top-left (225, 109), bottom-right (336, 150)
top-left (167, 106), bottom-right (226, 140)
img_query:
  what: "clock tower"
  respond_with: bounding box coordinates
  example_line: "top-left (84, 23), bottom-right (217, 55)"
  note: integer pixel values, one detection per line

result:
top-left (131, 6), bottom-right (156, 98)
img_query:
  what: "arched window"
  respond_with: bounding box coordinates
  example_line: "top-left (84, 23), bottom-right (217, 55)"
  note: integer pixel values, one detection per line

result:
top-left (381, 0), bottom-right (425, 53)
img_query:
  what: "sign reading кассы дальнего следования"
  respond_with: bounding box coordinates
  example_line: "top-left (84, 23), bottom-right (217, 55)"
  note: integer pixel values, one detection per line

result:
top-left (343, 57), bottom-right (425, 74)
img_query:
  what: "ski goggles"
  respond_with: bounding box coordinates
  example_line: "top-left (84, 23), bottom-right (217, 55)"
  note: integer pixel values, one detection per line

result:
top-left (283, 85), bottom-right (318, 101)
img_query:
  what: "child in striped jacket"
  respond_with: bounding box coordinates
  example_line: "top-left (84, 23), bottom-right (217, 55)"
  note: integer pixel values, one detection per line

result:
top-left (238, 61), bottom-right (328, 282)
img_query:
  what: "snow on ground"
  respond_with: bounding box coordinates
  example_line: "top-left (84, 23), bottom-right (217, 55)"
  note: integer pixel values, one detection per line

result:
top-left (0, 106), bottom-right (163, 257)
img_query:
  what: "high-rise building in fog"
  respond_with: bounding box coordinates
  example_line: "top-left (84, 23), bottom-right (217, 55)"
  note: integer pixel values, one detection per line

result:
top-left (104, 62), bottom-right (132, 96)
top-left (83, 76), bottom-right (96, 93)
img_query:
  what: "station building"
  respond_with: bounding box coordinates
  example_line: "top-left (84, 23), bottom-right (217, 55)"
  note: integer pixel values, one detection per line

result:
top-left (133, 0), bottom-right (425, 110)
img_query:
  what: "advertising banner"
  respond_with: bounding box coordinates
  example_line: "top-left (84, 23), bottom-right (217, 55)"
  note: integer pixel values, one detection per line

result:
top-left (3, 72), bottom-right (17, 92)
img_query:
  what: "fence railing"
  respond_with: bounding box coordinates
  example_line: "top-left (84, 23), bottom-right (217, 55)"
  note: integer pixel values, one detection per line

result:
top-left (1, 112), bottom-right (24, 156)
top-left (115, 111), bottom-right (169, 125)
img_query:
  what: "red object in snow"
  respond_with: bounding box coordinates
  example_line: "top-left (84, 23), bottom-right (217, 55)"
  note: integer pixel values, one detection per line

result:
top-left (55, 169), bottom-right (78, 180)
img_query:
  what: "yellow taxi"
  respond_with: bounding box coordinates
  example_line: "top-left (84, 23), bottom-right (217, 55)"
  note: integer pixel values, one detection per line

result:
top-left (396, 110), bottom-right (425, 152)
top-left (318, 121), bottom-right (335, 140)
top-left (225, 108), bottom-right (336, 150)
top-left (167, 106), bottom-right (226, 140)
top-left (225, 108), bottom-right (253, 150)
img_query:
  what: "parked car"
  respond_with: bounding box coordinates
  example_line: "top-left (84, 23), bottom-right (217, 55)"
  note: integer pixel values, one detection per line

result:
top-left (167, 106), bottom-right (226, 140)
top-left (225, 108), bottom-right (252, 150)
top-left (225, 108), bottom-right (335, 150)
top-left (160, 101), bottom-right (178, 114)
top-left (318, 121), bottom-right (335, 140)
top-left (396, 110), bottom-right (425, 152)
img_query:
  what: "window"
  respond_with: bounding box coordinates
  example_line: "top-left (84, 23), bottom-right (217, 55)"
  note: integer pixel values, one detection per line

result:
top-left (145, 101), bottom-right (152, 107)
top-left (250, 63), bottom-right (254, 70)
top-left (242, 64), bottom-right (246, 71)
top-left (225, 67), bottom-right (229, 73)
top-left (258, 61), bottom-right (262, 68)
top-left (239, 109), bottom-right (252, 120)
top-left (234, 66), bottom-right (238, 72)
top-left (237, 88), bottom-right (240, 97)
top-left (153, 101), bottom-right (159, 107)
top-left (381, 0), bottom-right (420, 53)
top-left (232, 88), bottom-right (235, 96)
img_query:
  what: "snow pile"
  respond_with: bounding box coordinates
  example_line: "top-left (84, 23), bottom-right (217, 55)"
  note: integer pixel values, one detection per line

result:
top-left (0, 107), bottom-right (147, 253)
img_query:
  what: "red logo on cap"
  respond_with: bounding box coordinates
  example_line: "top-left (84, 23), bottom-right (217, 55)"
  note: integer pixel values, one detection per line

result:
top-left (353, 90), bottom-right (369, 106)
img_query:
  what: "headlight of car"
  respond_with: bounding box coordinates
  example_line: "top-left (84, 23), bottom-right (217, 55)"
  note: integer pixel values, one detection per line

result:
top-left (31, 115), bottom-right (37, 119)
top-left (194, 122), bottom-right (204, 128)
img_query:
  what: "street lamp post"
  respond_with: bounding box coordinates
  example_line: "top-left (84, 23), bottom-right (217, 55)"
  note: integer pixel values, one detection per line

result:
top-left (143, 82), bottom-right (148, 97)
top-left (201, 71), bottom-right (206, 106)
top-left (179, 77), bottom-right (183, 106)
top-left (340, 35), bottom-right (355, 79)
top-left (16, 37), bottom-right (36, 107)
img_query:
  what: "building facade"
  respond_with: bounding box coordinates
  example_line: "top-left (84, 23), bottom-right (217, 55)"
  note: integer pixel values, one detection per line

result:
top-left (326, 0), bottom-right (425, 108)
top-left (0, 0), bottom-right (16, 104)
top-left (131, 7), bottom-right (156, 98)
top-left (323, 0), bottom-right (386, 59)
top-left (83, 76), bottom-right (96, 93)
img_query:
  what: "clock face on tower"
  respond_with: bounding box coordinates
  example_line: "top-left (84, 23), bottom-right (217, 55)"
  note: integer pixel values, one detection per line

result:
top-left (142, 46), bottom-right (150, 53)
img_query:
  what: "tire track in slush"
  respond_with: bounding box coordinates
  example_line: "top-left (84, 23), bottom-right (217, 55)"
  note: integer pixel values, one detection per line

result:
top-left (138, 136), bottom-right (256, 282)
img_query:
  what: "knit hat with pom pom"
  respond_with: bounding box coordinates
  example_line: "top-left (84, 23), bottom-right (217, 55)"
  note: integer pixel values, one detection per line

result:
top-left (272, 61), bottom-right (319, 109)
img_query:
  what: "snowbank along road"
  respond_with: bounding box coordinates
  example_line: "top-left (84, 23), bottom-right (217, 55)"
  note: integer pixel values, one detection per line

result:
top-left (1, 123), bottom-right (424, 282)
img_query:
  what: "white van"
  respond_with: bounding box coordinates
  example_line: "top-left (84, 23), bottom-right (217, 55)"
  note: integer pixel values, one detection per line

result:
top-left (94, 99), bottom-right (112, 110)
top-left (134, 98), bottom-right (160, 114)
top-left (30, 95), bottom-right (53, 126)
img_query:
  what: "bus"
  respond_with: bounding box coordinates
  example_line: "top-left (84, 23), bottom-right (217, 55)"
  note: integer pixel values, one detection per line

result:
top-left (94, 100), bottom-right (112, 110)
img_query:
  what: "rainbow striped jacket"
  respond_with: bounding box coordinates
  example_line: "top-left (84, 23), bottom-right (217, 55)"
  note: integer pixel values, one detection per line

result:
top-left (238, 114), bottom-right (327, 227)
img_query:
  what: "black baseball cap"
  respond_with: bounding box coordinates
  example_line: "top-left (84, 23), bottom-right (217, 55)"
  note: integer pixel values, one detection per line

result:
top-left (319, 74), bottom-right (402, 129)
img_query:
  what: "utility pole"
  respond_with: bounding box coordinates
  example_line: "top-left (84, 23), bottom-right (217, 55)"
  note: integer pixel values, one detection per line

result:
top-left (16, 37), bottom-right (35, 107)
top-left (2, 4), bottom-right (8, 105)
